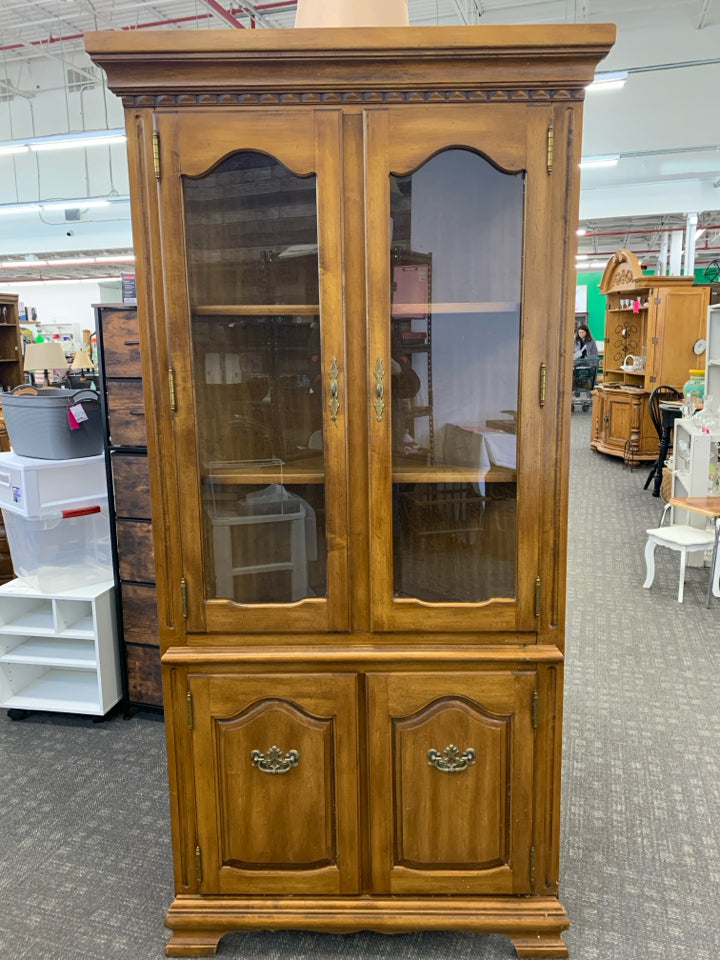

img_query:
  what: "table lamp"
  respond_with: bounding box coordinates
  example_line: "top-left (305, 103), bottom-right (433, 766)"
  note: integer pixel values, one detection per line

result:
top-left (23, 341), bottom-right (68, 387)
top-left (71, 348), bottom-right (94, 372)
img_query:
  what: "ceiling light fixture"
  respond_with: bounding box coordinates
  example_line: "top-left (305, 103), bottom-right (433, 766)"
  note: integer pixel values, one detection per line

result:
top-left (586, 70), bottom-right (628, 92)
top-left (0, 128), bottom-right (126, 157)
top-left (0, 254), bottom-right (135, 268)
top-left (0, 195), bottom-right (130, 215)
top-left (579, 154), bottom-right (620, 169)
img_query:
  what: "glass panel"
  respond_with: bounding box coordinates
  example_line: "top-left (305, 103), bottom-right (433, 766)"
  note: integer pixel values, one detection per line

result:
top-left (183, 152), bottom-right (326, 604)
top-left (390, 149), bottom-right (524, 602)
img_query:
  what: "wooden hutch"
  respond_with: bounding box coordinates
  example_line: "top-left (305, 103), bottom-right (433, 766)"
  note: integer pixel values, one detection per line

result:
top-left (591, 248), bottom-right (710, 461)
top-left (87, 23), bottom-right (614, 959)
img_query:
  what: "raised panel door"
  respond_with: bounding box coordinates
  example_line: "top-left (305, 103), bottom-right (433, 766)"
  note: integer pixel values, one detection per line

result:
top-left (155, 110), bottom-right (350, 634)
top-left (190, 672), bottom-right (359, 895)
top-left (367, 670), bottom-right (536, 895)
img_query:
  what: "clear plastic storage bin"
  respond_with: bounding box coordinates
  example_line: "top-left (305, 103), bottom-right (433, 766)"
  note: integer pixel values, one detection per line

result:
top-left (2, 500), bottom-right (112, 593)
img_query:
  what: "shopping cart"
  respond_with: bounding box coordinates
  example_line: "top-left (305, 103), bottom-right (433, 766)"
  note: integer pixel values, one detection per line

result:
top-left (571, 357), bottom-right (599, 412)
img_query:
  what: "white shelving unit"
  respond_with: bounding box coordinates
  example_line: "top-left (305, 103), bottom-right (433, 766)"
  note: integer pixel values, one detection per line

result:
top-left (706, 303), bottom-right (720, 405)
top-left (0, 578), bottom-right (121, 716)
top-left (671, 419), bottom-right (720, 567)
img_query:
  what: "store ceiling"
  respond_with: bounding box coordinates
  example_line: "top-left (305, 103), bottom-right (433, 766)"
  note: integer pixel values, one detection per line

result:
top-left (1, 0), bottom-right (719, 282)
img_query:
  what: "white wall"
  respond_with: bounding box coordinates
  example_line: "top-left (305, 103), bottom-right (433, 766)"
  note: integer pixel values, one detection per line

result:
top-left (1, 278), bottom-right (122, 343)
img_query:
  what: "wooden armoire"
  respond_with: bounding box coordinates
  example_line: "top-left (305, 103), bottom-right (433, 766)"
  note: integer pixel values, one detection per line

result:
top-left (86, 25), bottom-right (614, 959)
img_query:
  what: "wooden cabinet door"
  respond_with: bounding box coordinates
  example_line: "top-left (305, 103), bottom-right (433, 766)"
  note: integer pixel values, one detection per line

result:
top-left (648, 286), bottom-right (709, 389)
top-left (190, 672), bottom-right (359, 894)
top-left (155, 110), bottom-right (349, 634)
top-left (363, 104), bottom-right (563, 633)
top-left (367, 670), bottom-right (536, 895)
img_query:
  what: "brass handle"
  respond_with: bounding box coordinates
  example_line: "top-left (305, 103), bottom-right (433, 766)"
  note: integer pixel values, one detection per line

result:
top-left (427, 744), bottom-right (476, 773)
top-left (328, 356), bottom-right (340, 422)
top-left (123, 339), bottom-right (141, 346)
top-left (373, 357), bottom-right (385, 421)
top-left (251, 746), bottom-right (300, 775)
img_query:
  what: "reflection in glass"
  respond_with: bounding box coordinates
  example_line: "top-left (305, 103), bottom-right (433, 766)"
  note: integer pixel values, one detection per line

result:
top-left (390, 149), bottom-right (524, 602)
top-left (183, 152), bottom-right (326, 604)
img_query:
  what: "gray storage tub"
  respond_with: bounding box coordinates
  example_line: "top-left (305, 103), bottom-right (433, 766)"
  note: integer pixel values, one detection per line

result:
top-left (1, 386), bottom-right (103, 459)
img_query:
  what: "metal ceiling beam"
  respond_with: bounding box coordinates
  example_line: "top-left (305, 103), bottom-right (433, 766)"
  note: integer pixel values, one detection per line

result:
top-left (197, 0), bottom-right (246, 27)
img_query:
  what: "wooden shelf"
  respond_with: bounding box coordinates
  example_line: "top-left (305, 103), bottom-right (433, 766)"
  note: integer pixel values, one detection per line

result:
top-left (194, 304), bottom-right (319, 316)
top-left (392, 458), bottom-right (516, 484)
top-left (206, 456), bottom-right (325, 484)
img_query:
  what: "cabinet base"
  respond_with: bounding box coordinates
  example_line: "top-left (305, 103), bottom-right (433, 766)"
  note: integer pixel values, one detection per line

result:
top-left (165, 896), bottom-right (569, 958)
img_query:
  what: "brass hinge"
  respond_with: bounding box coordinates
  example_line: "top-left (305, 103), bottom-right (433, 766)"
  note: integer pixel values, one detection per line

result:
top-left (186, 689), bottom-right (193, 730)
top-left (529, 845), bottom-right (537, 893)
top-left (652, 337), bottom-right (659, 344)
top-left (531, 689), bottom-right (539, 729)
top-left (539, 363), bottom-right (547, 407)
top-left (654, 297), bottom-right (662, 305)
top-left (649, 375), bottom-right (657, 383)
top-left (169, 368), bottom-right (176, 412)
top-left (534, 577), bottom-right (542, 617)
top-left (153, 130), bottom-right (160, 181)
top-left (546, 124), bottom-right (554, 174)
top-left (180, 576), bottom-right (187, 619)
top-left (195, 845), bottom-right (202, 886)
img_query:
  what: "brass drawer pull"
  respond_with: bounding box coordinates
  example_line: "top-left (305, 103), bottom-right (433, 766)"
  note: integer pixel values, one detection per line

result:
top-left (427, 744), bottom-right (476, 773)
top-left (123, 339), bottom-right (141, 346)
top-left (251, 746), bottom-right (300, 775)
top-left (129, 410), bottom-right (146, 416)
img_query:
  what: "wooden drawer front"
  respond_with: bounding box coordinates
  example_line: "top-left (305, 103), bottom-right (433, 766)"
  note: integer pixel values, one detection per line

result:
top-left (107, 380), bottom-right (147, 447)
top-left (124, 642), bottom-right (163, 707)
top-left (367, 671), bottom-right (536, 896)
top-left (190, 672), bottom-right (359, 895)
top-left (120, 582), bottom-right (159, 645)
top-left (101, 307), bottom-right (142, 376)
top-left (117, 519), bottom-right (156, 583)
top-left (112, 452), bottom-right (152, 519)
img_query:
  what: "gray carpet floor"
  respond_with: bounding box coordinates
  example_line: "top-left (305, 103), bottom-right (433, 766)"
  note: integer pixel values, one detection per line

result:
top-left (1, 413), bottom-right (719, 959)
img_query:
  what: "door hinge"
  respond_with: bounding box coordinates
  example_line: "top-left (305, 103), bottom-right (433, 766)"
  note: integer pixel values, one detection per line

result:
top-left (169, 367), bottom-right (177, 412)
top-left (534, 577), bottom-right (542, 617)
top-left (539, 363), bottom-right (547, 407)
top-left (180, 576), bottom-right (187, 619)
top-left (649, 375), bottom-right (657, 383)
top-left (546, 124), bottom-right (554, 174)
top-left (529, 845), bottom-right (537, 893)
top-left (186, 689), bottom-right (193, 730)
top-left (652, 337), bottom-right (659, 344)
top-left (195, 845), bottom-right (202, 886)
top-left (531, 689), bottom-right (539, 729)
top-left (153, 130), bottom-right (160, 181)
top-left (654, 297), bottom-right (662, 305)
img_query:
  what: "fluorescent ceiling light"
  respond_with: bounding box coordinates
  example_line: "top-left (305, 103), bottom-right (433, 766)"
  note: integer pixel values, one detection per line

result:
top-left (579, 154), bottom-right (620, 169)
top-left (41, 198), bottom-right (111, 210)
top-left (586, 70), bottom-right (628, 92)
top-left (0, 195), bottom-right (130, 215)
top-left (576, 228), bottom-right (587, 236)
top-left (0, 129), bottom-right (126, 155)
top-left (576, 261), bottom-right (607, 270)
top-left (0, 254), bottom-right (135, 269)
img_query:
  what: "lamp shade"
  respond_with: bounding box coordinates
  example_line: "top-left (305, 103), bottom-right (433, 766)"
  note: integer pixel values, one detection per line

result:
top-left (294, 0), bottom-right (408, 26)
top-left (71, 349), bottom-right (94, 370)
top-left (24, 341), bottom-right (68, 372)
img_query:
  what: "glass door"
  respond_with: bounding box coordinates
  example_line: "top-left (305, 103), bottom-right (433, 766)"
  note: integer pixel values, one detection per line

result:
top-left (365, 105), bottom-right (552, 633)
top-left (158, 111), bottom-right (349, 634)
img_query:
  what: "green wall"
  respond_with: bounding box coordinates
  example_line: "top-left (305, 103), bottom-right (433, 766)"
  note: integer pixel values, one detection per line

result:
top-left (576, 266), bottom-right (709, 343)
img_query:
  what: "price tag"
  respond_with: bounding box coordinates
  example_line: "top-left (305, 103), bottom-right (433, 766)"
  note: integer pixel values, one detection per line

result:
top-left (68, 403), bottom-right (89, 430)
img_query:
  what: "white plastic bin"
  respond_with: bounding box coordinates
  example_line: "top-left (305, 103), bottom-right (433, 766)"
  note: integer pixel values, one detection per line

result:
top-left (2, 499), bottom-right (112, 593)
top-left (0, 451), bottom-right (107, 518)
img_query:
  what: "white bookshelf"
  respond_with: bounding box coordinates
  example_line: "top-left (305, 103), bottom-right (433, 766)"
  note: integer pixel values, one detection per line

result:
top-left (0, 579), bottom-right (121, 716)
top-left (706, 303), bottom-right (720, 406)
